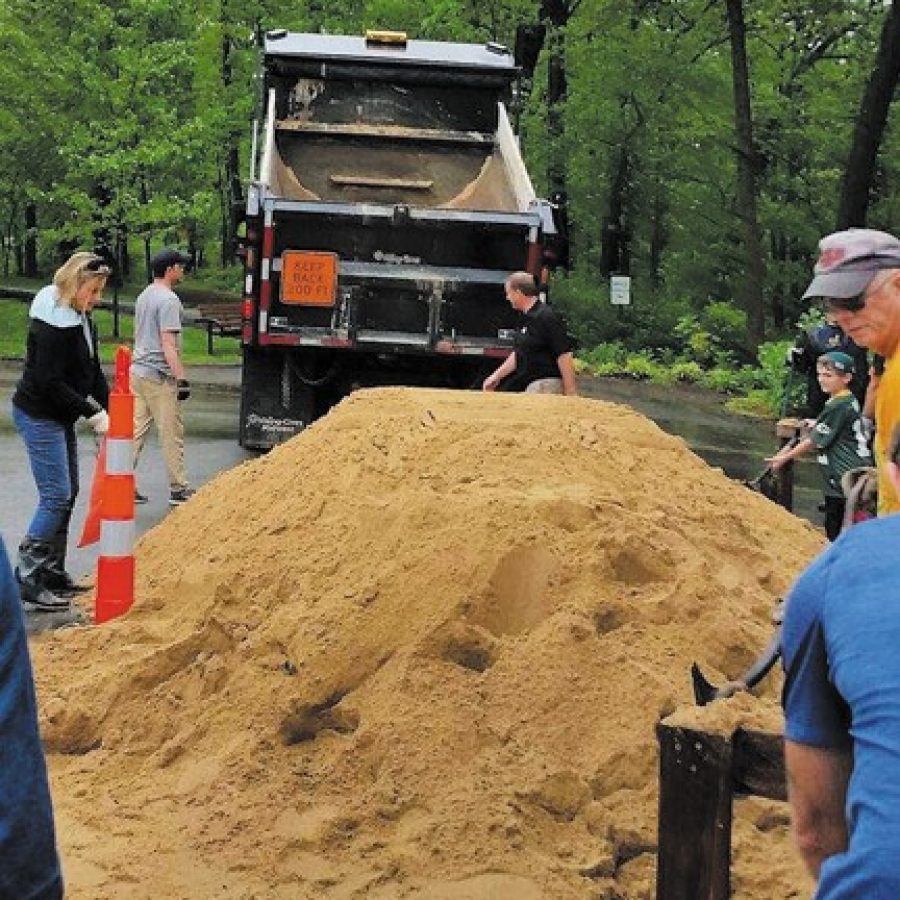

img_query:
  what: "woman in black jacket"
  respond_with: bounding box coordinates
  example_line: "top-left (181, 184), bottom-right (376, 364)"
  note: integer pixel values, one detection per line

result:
top-left (11, 252), bottom-right (111, 610)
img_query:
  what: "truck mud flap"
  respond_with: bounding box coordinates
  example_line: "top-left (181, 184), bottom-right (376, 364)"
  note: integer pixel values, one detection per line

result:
top-left (239, 348), bottom-right (315, 450)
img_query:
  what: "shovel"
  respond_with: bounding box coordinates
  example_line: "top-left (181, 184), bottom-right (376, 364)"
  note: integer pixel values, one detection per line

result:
top-left (743, 433), bottom-right (804, 507)
top-left (744, 433), bottom-right (803, 490)
top-left (691, 628), bottom-right (782, 706)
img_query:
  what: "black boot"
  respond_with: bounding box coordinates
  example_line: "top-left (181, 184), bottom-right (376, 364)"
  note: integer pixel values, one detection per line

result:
top-left (15, 538), bottom-right (71, 611)
top-left (43, 531), bottom-right (87, 595)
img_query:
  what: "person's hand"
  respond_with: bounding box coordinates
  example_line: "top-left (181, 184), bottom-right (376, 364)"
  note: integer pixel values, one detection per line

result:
top-left (765, 456), bottom-right (786, 471)
top-left (482, 372), bottom-right (500, 392)
top-left (87, 410), bottom-right (109, 435)
top-left (860, 416), bottom-right (875, 442)
top-left (177, 379), bottom-right (191, 401)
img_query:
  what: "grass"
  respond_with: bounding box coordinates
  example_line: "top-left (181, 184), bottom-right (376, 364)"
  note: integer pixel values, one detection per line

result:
top-left (0, 298), bottom-right (241, 365)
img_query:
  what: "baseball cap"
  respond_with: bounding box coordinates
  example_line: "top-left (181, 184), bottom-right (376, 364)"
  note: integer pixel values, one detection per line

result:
top-left (802, 229), bottom-right (900, 301)
top-left (150, 248), bottom-right (191, 273)
top-left (818, 350), bottom-right (855, 374)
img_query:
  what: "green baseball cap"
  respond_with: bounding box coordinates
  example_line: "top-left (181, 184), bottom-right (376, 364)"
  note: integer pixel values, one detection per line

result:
top-left (819, 350), bottom-right (855, 374)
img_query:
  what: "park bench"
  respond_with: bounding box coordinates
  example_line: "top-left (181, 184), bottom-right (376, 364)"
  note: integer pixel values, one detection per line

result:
top-left (190, 302), bottom-right (243, 355)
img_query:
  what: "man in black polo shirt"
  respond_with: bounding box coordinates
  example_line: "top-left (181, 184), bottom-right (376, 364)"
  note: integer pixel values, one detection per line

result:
top-left (482, 271), bottom-right (577, 395)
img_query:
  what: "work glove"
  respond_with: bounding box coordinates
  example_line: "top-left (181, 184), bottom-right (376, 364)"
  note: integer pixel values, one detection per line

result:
top-left (177, 379), bottom-right (191, 401)
top-left (860, 415), bottom-right (875, 443)
top-left (87, 410), bottom-right (109, 435)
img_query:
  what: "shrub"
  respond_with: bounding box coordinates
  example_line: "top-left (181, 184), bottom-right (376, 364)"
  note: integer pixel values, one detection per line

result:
top-left (624, 353), bottom-right (663, 381)
top-left (670, 361), bottom-right (703, 383)
top-left (580, 341), bottom-right (629, 368)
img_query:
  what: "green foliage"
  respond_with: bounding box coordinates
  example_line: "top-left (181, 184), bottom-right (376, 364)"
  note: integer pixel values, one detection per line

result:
top-left (669, 361), bottom-right (703, 384)
top-left (0, 0), bottom-right (894, 365)
top-left (578, 340), bottom-right (628, 368)
top-left (0, 302), bottom-right (28, 359)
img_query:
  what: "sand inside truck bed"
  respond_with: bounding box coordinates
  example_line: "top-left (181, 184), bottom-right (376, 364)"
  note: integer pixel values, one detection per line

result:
top-left (30, 387), bottom-right (824, 899)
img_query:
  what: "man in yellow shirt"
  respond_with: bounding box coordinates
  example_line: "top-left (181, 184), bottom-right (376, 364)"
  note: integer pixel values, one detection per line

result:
top-left (802, 229), bottom-right (900, 515)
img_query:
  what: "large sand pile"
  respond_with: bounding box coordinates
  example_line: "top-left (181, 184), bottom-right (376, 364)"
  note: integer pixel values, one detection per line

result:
top-left (31, 388), bottom-right (824, 899)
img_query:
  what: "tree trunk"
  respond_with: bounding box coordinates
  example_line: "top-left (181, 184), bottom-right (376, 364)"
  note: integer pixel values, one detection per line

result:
top-left (140, 175), bottom-right (151, 282)
top-left (513, 4), bottom-right (570, 197)
top-left (546, 25), bottom-right (568, 197)
top-left (770, 231), bottom-right (786, 330)
top-left (600, 148), bottom-right (632, 277)
top-left (221, 30), bottom-right (243, 266)
top-left (119, 225), bottom-right (130, 282)
top-left (514, 22), bottom-right (545, 81)
top-left (836, 4), bottom-right (900, 229)
top-left (543, 0), bottom-right (570, 198)
top-left (649, 179), bottom-right (667, 289)
top-left (725, 0), bottom-right (766, 347)
top-left (24, 201), bottom-right (37, 278)
top-left (2, 195), bottom-right (17, 279)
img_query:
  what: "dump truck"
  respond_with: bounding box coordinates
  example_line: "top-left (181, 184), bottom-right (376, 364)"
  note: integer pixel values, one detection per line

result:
top-left (238, 29), bottom-right (566, 449)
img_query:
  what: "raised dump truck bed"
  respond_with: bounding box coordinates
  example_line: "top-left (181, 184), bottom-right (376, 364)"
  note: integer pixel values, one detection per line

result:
top-left (238, 31), bottom-right (562, 449)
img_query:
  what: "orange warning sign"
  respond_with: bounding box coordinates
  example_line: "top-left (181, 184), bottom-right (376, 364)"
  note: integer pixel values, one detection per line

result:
top-left (280, 251), bottom-right (338, 306)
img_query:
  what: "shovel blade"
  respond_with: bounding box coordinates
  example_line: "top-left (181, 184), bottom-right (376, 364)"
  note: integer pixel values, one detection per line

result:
top-left (691, 662), bottom-right (719, 706)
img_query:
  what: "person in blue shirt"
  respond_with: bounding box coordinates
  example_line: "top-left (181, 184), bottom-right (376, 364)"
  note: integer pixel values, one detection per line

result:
top-left (781, 423), bottom-right (900, 897)
top-left (0, 532), bottom-right (63, 899)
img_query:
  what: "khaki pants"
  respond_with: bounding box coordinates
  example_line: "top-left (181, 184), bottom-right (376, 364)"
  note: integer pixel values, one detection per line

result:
top-left (132, 374), bottom-right (187, 490)
top-left (525, 378), bottom-right (564, 395)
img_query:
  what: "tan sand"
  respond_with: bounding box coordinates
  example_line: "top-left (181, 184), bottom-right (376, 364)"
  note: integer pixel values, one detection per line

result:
top-left (31, 388), bottom-right (822, 898)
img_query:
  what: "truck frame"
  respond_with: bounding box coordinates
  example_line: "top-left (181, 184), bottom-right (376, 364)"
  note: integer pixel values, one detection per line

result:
top-left (238, 30), bottom-right (563, 449)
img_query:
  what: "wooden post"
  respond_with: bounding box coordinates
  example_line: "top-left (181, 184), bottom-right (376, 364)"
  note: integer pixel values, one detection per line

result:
top-left (656, 724), bottom-right (733, 900)
top-left (732, 729), bottom-right (787, 802)
top-left (774, 418), bottom-right (804, 512)
top-left (656, 724), bottom-right (786, 899)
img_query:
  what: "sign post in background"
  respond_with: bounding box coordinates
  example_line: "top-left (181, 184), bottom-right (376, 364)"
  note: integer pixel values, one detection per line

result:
top-left (610, 275), bottom-right (631, 306)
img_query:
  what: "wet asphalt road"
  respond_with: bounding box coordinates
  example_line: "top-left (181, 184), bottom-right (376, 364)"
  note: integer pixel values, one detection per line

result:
top-left (0, 362), bottom-right (250, 595)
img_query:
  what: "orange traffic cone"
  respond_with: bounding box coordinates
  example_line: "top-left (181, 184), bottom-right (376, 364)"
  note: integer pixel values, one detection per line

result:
top-left (94, 346), bottom-right (136, 625)
top-left (77, 439), bottom-right (106, 548)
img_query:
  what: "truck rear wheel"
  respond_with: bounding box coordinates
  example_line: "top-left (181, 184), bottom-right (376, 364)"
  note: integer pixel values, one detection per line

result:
top-left (239, 348), bottom-right (316, 450)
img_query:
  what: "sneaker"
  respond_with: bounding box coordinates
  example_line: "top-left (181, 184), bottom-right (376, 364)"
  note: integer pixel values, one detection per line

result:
top-left (169, 487), bottom-right (195, 507)
top-left (135, 489), bottom-right (149, 504)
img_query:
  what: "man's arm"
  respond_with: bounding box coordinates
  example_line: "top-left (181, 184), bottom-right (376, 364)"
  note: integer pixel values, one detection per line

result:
top-left (483, 352), bottom-right (517, 391)
top-left (160, 330), bottom-right (186, 382)
top-left (556, 351), bottom-right (577, 396)
top-left (785, 739), bottom-right (852, 879)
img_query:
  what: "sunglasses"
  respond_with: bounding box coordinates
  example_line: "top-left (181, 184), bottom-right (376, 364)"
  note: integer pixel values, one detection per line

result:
top-left (85, 256), bottom-right (112, 275)
top-left (822, 292), bottom-right (866, 313)
top-left (822, 271), bottom-right (894, 313)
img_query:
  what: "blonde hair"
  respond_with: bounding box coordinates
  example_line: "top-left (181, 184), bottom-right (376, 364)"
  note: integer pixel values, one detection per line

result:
top-left (53, 252), bottom-right (111, 305)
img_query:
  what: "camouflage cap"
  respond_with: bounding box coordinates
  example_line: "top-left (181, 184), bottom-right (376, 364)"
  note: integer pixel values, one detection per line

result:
top-left (803, 229), bottom-right (900, 300)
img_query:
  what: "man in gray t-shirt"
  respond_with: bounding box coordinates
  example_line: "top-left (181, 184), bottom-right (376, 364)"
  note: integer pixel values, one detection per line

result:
top-left (131, 248), bottom-right (194, 506)
top-left (132, 284), bottom-right (183, 381)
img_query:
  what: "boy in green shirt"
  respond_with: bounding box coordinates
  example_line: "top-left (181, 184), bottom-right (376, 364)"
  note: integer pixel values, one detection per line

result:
top-left (767, 351), bottom-right (872, 540)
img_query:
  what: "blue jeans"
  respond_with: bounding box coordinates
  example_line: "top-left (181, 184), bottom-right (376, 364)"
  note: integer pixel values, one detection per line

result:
top-left (11, 405), bottom-right (79, 543)
top-left (0, 534), bottom-right (63, 898)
